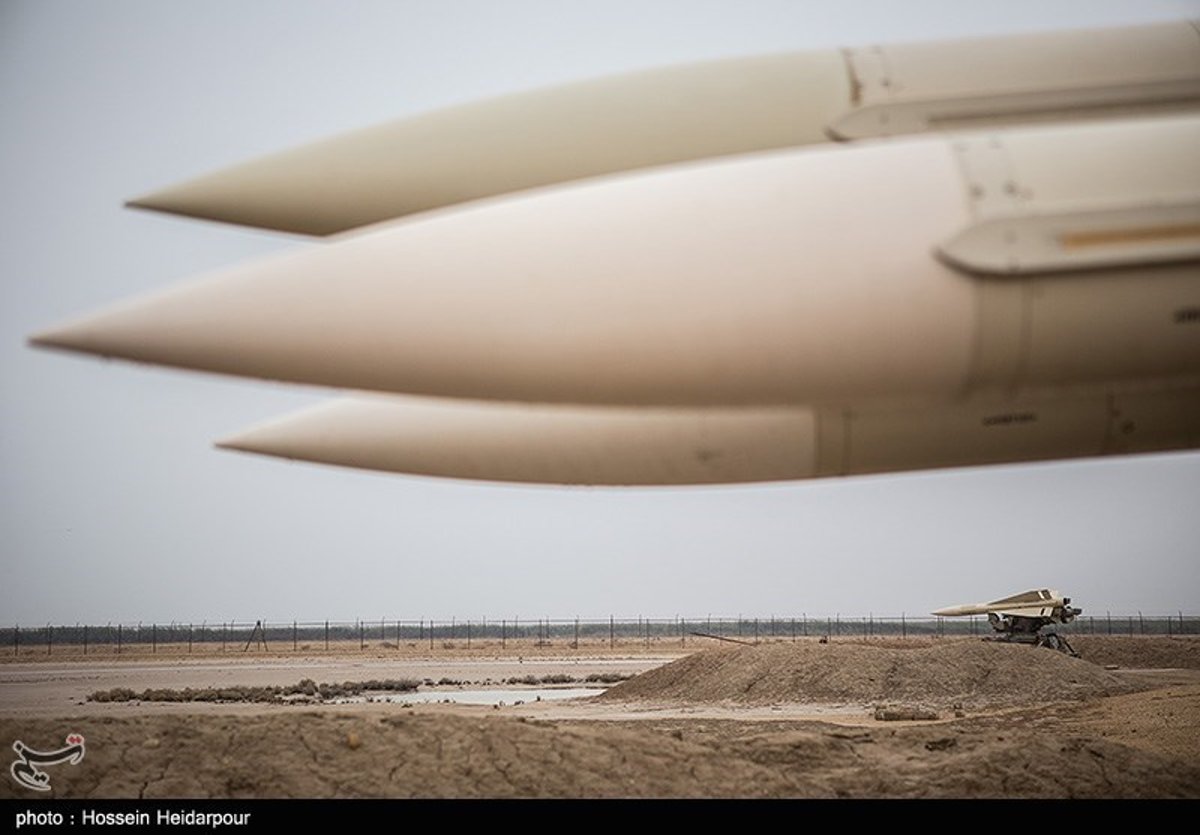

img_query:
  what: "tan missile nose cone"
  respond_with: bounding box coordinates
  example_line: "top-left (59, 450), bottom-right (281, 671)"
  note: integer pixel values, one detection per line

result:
top-left (32, 115), bottom-right (1200, 407)
top-left (126, 21), bottom-right (1200, 235)
top-left (216, 396), bottom-right (818, 485)
top-left (32, 137), bottom-right (977, 406)
top-left (126, 51), bottom-right (850, 235)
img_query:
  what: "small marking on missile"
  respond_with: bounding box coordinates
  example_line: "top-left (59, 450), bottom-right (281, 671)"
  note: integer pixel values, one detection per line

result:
top-left (981, 412), bottom-right (1037, 427)
top-left (1059, 223), bottom-right (1200, 249)
top-left (1174, 307), bottom-right (1200, 324)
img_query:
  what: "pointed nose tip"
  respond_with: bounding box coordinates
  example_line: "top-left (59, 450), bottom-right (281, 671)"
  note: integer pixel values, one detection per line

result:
top-left (29, 310), bottom-right (143, 361)
top-left (28, 320), bottom-right (111, 356)
top-left (214, 424), bottom-right (283, 455)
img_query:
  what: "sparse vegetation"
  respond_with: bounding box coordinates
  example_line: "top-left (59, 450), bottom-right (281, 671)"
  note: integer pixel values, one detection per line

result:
top-left (88, 677), bottom-right (421, 704)
top-left (584, 672), bottom-right (633, 684)
top-left (538, 674), bottom-right (575, 685)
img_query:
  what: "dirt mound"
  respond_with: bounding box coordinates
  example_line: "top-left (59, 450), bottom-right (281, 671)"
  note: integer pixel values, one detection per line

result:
top-left (1067, 636), bottom-right (1200, 669)
top-left (601, 639), bottom-right (1137, 708)
top-left (0, 713), bottom-right (809, 799)
top-left (4, 707), bottom-right (1196, 798)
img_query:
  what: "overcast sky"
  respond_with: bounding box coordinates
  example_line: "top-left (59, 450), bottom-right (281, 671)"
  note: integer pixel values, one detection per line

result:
top-left (3, 0), bottom-right (1198, 626)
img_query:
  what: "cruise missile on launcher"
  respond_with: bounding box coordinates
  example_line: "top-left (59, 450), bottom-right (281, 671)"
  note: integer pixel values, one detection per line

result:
top-left (934, 589), bottom-right (1082, 654)
top-left (126, 21), bottom-right (1200, 236)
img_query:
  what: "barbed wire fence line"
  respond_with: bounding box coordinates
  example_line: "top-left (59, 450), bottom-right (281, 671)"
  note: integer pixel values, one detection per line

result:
top-left (2, 612), bottom-right (1195, 657)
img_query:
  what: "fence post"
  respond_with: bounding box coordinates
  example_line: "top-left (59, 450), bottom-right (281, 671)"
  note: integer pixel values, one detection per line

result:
top-left (359, 620), bottom-right (364, 650)
top-left (152, 623), bottom-right (156, 654)
top-left (324, 620), bottom-right (329, 651)
top-left (117, 623), bottom-right (122, 654)
top-left (1139, 611), bottom-right (1144, 635)
top-left (83, 624), bottom-right (88, 656)
top-left (47, 624), bottom-right (52, 656)
top-left (12, 625), bottom-right (16, 657)
top-left (467, 620), bottom-right (472, 650)
top-left (502, 619), bottom-right (506, 650)
top-left (901, 612), bottom-right (906, 640)
top-left (610, 615), bottom-right (614, 649)
top-left (188, 624), bottom-right (193, 653)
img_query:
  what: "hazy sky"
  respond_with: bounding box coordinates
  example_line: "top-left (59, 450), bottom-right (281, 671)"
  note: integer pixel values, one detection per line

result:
top-left (3, 0), bottom-right (1198, 626)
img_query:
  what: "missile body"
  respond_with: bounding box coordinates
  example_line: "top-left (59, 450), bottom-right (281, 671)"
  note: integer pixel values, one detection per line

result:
top-left (128, 21), bottom-right (1200, 235)
top-left (33, 116), bottom-right (1200, 409)
top-left (932, 589), bottom-right (1072, 619)
top-left (217, 385), bottom-right (1200, 485)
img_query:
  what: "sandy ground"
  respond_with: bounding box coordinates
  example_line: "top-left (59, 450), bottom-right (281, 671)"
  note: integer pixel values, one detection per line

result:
top-left (2, 636), bottom-right (1198, 798)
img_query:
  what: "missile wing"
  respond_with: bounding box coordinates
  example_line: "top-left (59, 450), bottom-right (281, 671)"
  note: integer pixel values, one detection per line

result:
top-left (32, 116), bottom-right (1200, 409)
top-left (126, 21), bottom-right (1200, 235)
top-left (215, 385), bottom-right (1199, 484)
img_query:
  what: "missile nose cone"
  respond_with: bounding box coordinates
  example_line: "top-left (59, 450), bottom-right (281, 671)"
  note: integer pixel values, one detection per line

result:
top-left (121, 51), bottom-right (851, 235)
top-left (29, 317), bottom-right (130, 358)
top-left (28, 287), bottom-right (224, 370)
top-left (214, 396), bottom-right (819, 485)
top-left (214, 425), bottom-right (291, 457)
top-left (30, 139), bottom-right (976, 406)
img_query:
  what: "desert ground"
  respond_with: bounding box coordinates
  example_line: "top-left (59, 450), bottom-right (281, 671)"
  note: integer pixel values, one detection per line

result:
top-left (2, 635), bottom-right (1198, 798)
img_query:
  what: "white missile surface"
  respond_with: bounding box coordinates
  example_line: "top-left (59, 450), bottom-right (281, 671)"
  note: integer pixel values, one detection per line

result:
top-left (932, 588), bottom-right (1070, 618)
top-left (217, 385), bottom-right (1200, 485)
top-left (127, 21), bottom-right (1200, 235)
top-left (217, 398), bottom-right (818, 486)
top-left (32, 116), bottom-right (1200, 408)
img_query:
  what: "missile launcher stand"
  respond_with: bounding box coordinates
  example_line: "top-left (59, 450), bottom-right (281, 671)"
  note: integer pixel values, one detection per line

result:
top-left (984, 609), bottom-right (1081, 657)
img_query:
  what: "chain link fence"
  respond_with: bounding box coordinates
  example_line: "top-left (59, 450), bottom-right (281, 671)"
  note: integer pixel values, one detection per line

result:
top-left (2, 612), bottom-right (1195, 657)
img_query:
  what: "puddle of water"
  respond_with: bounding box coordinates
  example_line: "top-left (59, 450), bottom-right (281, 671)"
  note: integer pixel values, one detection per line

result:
top-left (333, 687), bottom-right (604, 706)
